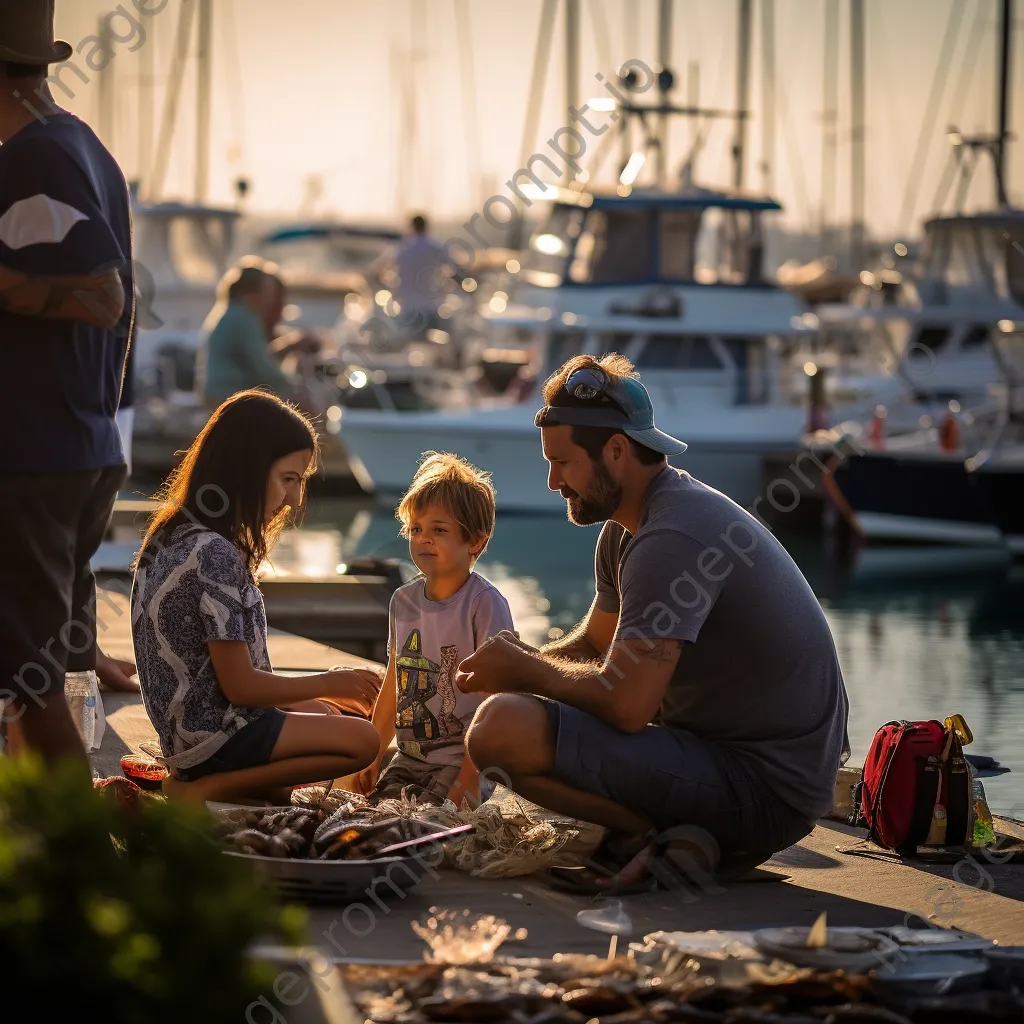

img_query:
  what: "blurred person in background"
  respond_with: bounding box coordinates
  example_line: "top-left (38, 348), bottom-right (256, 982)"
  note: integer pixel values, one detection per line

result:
top-left (367, 214), bottom-right (455, 338)
top-left (195, 260), bottom-right (296, 406)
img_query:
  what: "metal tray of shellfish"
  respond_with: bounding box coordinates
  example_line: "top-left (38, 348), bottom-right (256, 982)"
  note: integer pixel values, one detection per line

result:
top-left (211, 803), bottom-right (467, 904)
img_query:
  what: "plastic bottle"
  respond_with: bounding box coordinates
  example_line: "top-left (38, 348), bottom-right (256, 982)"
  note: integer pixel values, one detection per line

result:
top-left (971, 770), bottom-right (996, 848)
top-left (65, 670), bottom-right (102, 752)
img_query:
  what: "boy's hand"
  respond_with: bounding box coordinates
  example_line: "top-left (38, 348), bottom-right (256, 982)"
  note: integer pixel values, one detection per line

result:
top-left (455, 632), bottom-right (534, 694)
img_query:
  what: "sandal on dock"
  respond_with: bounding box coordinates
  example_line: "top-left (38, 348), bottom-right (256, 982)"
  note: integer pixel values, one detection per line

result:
top-left (545, 830), bottom-right (659, 896)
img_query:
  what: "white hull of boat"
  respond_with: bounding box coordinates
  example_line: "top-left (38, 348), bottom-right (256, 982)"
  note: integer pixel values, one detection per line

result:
top-left (854, 511), bottom-right (1005, 547)
top-left (340, 406), bottom-right (803, 512)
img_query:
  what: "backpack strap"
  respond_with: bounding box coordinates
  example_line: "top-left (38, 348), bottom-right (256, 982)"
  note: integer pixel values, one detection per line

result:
top-left (899, 758), bottom-right (941, 854)
top-left (945, 734), bottom-right (971, 845)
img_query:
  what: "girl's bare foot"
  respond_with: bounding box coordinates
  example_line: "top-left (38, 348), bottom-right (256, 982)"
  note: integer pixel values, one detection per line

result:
top-left (161, 773), bottom-right (216, 806)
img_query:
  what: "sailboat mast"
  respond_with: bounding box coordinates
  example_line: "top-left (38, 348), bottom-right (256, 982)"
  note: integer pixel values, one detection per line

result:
top-left (820, 0), bottom-right (839, 246)
top-left (195, 0), bottom-right (213, 203)
top-left (564, 0), bottom-right (579, 184)
top-left (97, 17), bottom-right (115, 151)
top-left (138, 11), bottom-right (155, 194)
top-left (849, 0), bottom-right (866, 268)
top-left (657, 0), bottom-right (673, 187)
top-left (996, 0), bottom-right (1013, 207)
top-left (733, 0), bottom-right (752, 188)
top-left (760, 0), bottom-right (775, 193)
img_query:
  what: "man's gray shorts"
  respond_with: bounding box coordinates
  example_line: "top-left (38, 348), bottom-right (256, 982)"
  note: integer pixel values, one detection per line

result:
top-left (542, 699), bottom-right (813, 864)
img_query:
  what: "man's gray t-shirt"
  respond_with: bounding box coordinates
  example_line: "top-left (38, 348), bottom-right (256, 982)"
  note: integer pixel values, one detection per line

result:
top-left (595, 468), bottom-right (849, 821)
top-left (389, 572), bottom-right (514, 767)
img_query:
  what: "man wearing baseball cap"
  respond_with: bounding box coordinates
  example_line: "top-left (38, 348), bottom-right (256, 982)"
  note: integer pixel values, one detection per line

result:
top-left (0, 1), bottom-right (135, 767)
top-left (458, 353), bottom-right (849, 891)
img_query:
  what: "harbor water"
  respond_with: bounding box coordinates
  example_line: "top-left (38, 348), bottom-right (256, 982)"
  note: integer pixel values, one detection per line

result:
top-left (275, 498), bottom-right (1024, 818)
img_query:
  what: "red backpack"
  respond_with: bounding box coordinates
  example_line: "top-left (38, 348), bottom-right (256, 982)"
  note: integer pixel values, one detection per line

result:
top-left (852, 720), bottom-right (972, 853)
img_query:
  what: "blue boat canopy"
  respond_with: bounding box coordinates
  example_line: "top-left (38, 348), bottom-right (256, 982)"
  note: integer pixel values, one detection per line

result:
top-left (586, 189), bottom-right (782, 213)
top-left (262, 224), bottom-right (402, 245)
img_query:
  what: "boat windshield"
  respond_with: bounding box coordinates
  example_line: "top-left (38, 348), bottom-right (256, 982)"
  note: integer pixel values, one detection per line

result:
top-left (523, 206), bottom-right (585, 286)
top-left (530, 202), bottom-right (766, 287)
top-left (922, 220), bottom-right (1024, 304)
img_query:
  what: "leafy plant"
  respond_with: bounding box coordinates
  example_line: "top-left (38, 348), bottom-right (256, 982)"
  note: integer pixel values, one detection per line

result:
top-left (0, 756), bottom-right (305, 1022)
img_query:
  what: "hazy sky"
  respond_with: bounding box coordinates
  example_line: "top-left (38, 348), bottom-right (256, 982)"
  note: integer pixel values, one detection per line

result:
top-left (51, 0), bottom-right (1021, 237)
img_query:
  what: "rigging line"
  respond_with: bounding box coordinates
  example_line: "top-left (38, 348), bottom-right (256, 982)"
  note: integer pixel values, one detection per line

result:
top-left (688, 8), bottom-right (732, 185)
top-left (871, 3), bottom-right (913, 194)
top-left (454, 0), bottom-right (483, 209)
top-left (150, 0), bottom-right (197, 200)
top-left (518, 0), bottom-right (559, 171)
top-left (222, 0), bottom-right (247, 172)
top-left (775, 82), bottom-right (811, 229)
top-left (760, 0), bottom-right (775, 193)
top-left (895, 0), bottom-right (967, 235)
top-left (590, 0), bottom-right (612, 73)
top-left (947, 0), bottom-right (988, 130)
top-left (769, 11), bottom-right (811, 230)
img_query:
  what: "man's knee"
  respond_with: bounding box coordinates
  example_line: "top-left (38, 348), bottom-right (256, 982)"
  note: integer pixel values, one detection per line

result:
top-left (466, 694), bottom-right (551, 774)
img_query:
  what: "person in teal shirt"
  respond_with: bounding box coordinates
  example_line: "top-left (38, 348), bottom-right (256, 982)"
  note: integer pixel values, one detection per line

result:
top-left (197, 261), bottom-right (295, 405)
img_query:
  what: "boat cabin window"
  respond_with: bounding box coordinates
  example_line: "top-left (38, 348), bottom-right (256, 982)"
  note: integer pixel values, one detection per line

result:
top-left (635, 334), bottom-right (720, 370)
top-left (1007, 229), bottom-right (1024, 305)
top-left (569, 208), bottom-right (653, 284)
top-left (923, 221), bottom-right (1024, 303)
top-left (694, 208), bottom-right (765, 285)
top-left (658, 210), bottom-right (701, 280)
top-left (546, 330), bottom-right (586, 371)
top-left (598, 332), bottom-right (636, 356)
top-left (525, 206), bottom-right (585, 286)
top-left (962, 325), bottom-right (989, 349)
top-left (722, 337), bottom-right (770, 405)
top-left (908, 325), bottom-right (951, 359)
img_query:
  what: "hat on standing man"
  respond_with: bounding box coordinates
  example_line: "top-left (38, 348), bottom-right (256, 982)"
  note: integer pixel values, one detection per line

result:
top-left (0, 0), bottom-right (73, 65)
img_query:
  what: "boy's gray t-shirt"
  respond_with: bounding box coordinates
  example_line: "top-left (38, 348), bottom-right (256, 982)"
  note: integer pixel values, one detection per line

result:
top-left (389, 572), bottom-right (514, 766)
top-left (595, 468), bottom-right (849, 821)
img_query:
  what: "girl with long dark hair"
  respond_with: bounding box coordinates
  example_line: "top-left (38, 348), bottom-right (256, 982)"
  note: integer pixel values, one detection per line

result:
top-left (132, 390), bottom-right (380, 803)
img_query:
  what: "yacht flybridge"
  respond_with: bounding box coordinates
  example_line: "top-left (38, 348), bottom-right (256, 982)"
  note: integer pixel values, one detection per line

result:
top-left (339, 183), bottom-right (812, 512)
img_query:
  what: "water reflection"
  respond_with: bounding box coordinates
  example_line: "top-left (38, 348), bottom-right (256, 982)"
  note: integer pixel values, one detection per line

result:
top-left (292, 498), bottom-right (1024, 816)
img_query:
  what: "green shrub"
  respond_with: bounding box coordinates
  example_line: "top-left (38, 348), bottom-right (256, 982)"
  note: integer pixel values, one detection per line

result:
top-left (0, 756), bottom-right (305, 1022)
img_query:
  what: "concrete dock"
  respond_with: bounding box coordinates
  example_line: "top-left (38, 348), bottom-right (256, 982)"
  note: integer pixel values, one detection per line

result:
top-left (91, 585), bottom-right (1024, 958)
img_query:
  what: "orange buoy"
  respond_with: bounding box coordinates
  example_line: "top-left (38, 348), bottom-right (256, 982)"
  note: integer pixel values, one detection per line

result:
top-left (868, 406), bottom-right (887, 449)
top-left (939, 403), bottom-right (960, 452)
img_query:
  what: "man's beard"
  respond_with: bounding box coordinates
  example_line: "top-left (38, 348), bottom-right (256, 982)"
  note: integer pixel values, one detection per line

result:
top-left (562, 461), bottom-right (623, 526)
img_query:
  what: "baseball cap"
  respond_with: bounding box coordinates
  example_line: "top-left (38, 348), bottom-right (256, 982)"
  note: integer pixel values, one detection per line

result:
top-left (534, 365), bottom-right (688, 456)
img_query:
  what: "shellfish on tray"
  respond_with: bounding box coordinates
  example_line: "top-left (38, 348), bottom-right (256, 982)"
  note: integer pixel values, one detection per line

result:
top-left (214, 803), bottom-right (467, 862)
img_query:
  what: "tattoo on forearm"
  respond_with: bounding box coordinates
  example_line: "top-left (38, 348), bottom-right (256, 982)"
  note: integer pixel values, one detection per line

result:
top-left (39, 282), bottom-right (76, 317)
top-left (630, 638), bottom-right (679, 663)
top-left (0, 266), bottom-right (123, 327)
top-left (620, 637), bottom-right (682, 664)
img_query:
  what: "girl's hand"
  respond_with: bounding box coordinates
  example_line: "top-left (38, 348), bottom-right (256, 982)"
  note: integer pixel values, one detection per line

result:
top-left (324, 667), bottom-right (382, 716)
top-left (96, 649), bottom-right (140, 692)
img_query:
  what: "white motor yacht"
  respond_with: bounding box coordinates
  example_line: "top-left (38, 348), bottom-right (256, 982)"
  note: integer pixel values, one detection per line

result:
top-left (800, 211), bottom-right (1024, 440)
top-left (339, 185), bottom-right (813, 512)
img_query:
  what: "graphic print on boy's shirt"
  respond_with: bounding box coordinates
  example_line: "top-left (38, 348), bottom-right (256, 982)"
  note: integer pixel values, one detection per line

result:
top-left (395, 629), bottom-right (463, 756)
top-left (388, 572), bottom-right (514, 766)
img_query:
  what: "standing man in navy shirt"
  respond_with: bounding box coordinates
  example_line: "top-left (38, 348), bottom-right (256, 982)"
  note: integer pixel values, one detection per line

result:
top-left (0, 3), bottom-right (135, 768)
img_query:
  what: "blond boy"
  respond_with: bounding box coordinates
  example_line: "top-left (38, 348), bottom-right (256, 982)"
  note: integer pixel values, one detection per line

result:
top-left (355, 453), bottom-right (514, 803)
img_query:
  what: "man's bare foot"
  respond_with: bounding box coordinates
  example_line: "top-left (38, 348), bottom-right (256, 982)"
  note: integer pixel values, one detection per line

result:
top-left (96, 650), bottom-right (140, 692)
